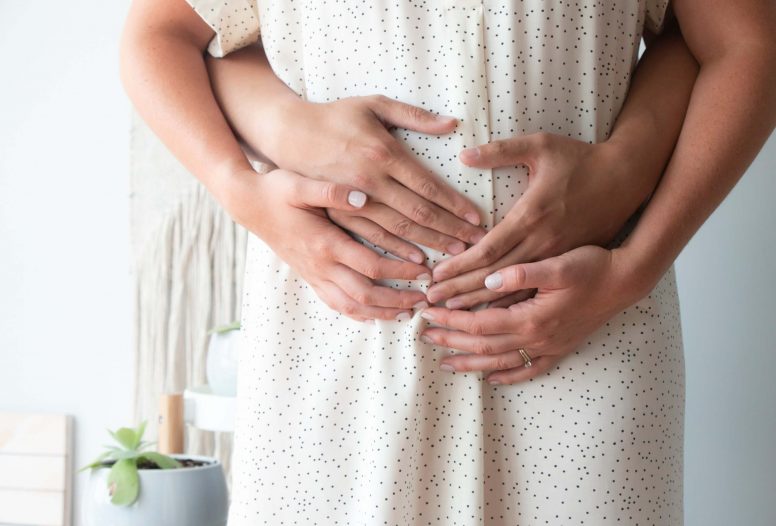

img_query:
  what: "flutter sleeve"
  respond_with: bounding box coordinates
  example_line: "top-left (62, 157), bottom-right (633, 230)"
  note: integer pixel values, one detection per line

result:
top-left (644, 0), bottom-right (670, 34)
top-left (185, 0), bottom-right (261, 57)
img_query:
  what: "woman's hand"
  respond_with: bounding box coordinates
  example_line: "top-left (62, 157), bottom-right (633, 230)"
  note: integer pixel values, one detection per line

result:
top-left (427, 133), bottom-right (654, 308)
top-left (419, 245), bottom-right (645, 385)
top-left (263, 95), bottom-right (487, 254)
top-left (221, 167), bottom-right (431, 322)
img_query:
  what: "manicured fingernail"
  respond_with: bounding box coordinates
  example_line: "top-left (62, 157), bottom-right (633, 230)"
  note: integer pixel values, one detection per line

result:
top-left (460, 147), bottom-right (480, 162)
top-left (395, 312), bottom-right (411, 322)
top-left (420, 310), bottom-right (435, 321)
top-left (440, 363), bottom-right (456, 372)
top-left (445, 297), bottom-right (464, 309)
top-left (416, 272), bottom-right (432, 282)
top-left (364, 319), bottom-right (375, 325)
top-left (488, 378), bottom-right (501, 385)
top-left (425, 288), bottom-right (441, 303)
top-left (409, 252), bottom-right (425, 264)
top-left (484, 272), bottom-right (503, 290)
top-left (437, 114), bottom-right (457, 124)
top-left (348, 190), bottom-right (367, 208)
top-left (447, 241), bottom-right (465, 255)
top-left (420, 334), bottom-right (433, 344)
top-left (464, 212), bottom-right (480, 226)
top-left (413, 301), bottom-right (429, 310)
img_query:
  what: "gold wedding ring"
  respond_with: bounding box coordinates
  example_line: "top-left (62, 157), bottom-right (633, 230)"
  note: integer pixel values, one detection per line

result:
top-left (518, 348), bottom-right (533, 368)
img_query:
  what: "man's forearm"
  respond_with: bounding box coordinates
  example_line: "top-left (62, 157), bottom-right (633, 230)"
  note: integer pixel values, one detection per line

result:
top-left (205, 45), bottom-right (300, 161)
top-left (617, 10), bottom-right (776, 296)
top-left (601, 18), bottom-right (699, 223)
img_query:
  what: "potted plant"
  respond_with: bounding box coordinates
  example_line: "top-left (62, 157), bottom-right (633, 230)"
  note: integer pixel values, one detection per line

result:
top-left (80, 422), bottom-right (228, 526)
top-left (206, 321), bottom-right (240, 396)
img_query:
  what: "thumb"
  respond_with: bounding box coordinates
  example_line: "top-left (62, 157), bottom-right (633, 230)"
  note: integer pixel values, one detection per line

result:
top-left (459, 135), bottom-right (537, 169)
top-left (370, 95), bottom-right (458, 135)
top-left (484, 258), bottom-right (565, 292)
top-left (294, 178), bottom-right (368, 211)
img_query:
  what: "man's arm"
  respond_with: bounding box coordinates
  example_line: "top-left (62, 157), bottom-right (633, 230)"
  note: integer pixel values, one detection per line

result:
top-left (618, 0), bottom-right (776, 297)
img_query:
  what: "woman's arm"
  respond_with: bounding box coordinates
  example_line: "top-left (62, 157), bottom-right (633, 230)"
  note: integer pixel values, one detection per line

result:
top-left (205, 46), bottom-right (487, 257)
top-left (120, 0), bottom-right (432, 322)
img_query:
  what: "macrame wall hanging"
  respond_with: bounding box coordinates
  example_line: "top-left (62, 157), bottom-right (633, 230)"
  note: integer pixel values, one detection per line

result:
top-left (129, 114), bottom-right (248, 482)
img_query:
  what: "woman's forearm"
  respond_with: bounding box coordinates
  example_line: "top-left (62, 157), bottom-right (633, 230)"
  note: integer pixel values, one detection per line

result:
top-left (617, 3), bottom-right (776, 297)
top-left (119, 0), bottom-right (253, 206)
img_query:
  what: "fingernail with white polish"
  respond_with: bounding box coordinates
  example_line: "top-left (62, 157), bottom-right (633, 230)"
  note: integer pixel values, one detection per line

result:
top-left (416, 273), bottom-right (432, 282)
top-left (484, 272), bottom-right (503, 290)
top-left (488, 378), bottom-right (501, 385)
top-left (464, 212), bottom-right (480, 226)
top-left (395, 312), bottom-right (411, 322)
top-left (348, 190), bottom-right (367, 208)
top-left (440, 363), bottom-right (456, 372)
top-left (413, 301), bottom-right (429, 310)
top-left (420, 310), bottom-right (434, 321)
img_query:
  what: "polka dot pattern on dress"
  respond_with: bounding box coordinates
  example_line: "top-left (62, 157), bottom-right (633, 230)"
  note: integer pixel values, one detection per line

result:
top-left (186, 0), bottom-right (682, 524)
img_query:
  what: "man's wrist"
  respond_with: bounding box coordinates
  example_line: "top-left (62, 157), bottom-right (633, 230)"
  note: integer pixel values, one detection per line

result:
top-left (610, 243), bottom-right (668, 305)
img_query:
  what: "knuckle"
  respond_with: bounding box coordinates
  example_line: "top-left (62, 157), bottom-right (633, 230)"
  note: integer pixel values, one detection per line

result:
top-left (418, 180), bottom-right (438, 199)
top-left (405, 103), bottom-right (430, 122)
top-left (311, 237), bottom-right (332, 258)
top-left (466, 320), bottom-right (485, 336)
top-left (411, 204), bottom-right (435, 224)
top-left (351, 172), bottom-right (373, 190)
top-left (340, 302), bottom-right (358, 316)
top-left (489, 140), bottom-right (507, 158)
top-left (350, 288), bottom-right (373, 305)
top-left (369, 228), bottom-right (387, 247)
top-left (477, 243), bottom-right (501, 263)
top-left (360, 263), bottom-right (382, 280)
top-left (524, 317), bottom-right (544, 335)
top-left (476, 342), bottom-right (496, 355)
top-left (533, 132), bottom-right (552, 150)
top-left (361, 142), bottom-right (393, 164)
top-left (320, 182), bottom-right (339, 204)
top-left (493, 356), bottom-right (511, 370)
top-left (392, 218), bottom-right (414, 237)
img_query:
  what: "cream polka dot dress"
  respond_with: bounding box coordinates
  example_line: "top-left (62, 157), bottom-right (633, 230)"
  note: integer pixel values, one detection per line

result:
top-left (187, 1), bottom-right (685, 524)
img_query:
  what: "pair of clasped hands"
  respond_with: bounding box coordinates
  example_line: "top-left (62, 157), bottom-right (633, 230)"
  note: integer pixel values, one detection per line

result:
top-left (227, 95), bottom-right (644, 385)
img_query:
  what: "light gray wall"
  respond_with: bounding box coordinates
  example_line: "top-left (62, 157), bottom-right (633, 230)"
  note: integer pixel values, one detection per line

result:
top-left (0, 1), bottom-right (773, 525)
top-left (0, 1), bottom-right (134, 524)
top-left (676, 132), bottom-right (776, 526)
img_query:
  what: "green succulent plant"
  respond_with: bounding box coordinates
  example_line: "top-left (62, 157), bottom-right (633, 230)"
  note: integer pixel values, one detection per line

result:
top-left (80, 421), bottom-right (181, 506)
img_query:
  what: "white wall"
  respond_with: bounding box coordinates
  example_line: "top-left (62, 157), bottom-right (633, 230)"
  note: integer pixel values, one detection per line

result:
top-left (0, 1), bottom-right (133, 524)
top-left (0, 2), bottom-right (773, 525)
top-left (676, 132), bottom-right (776, 526)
